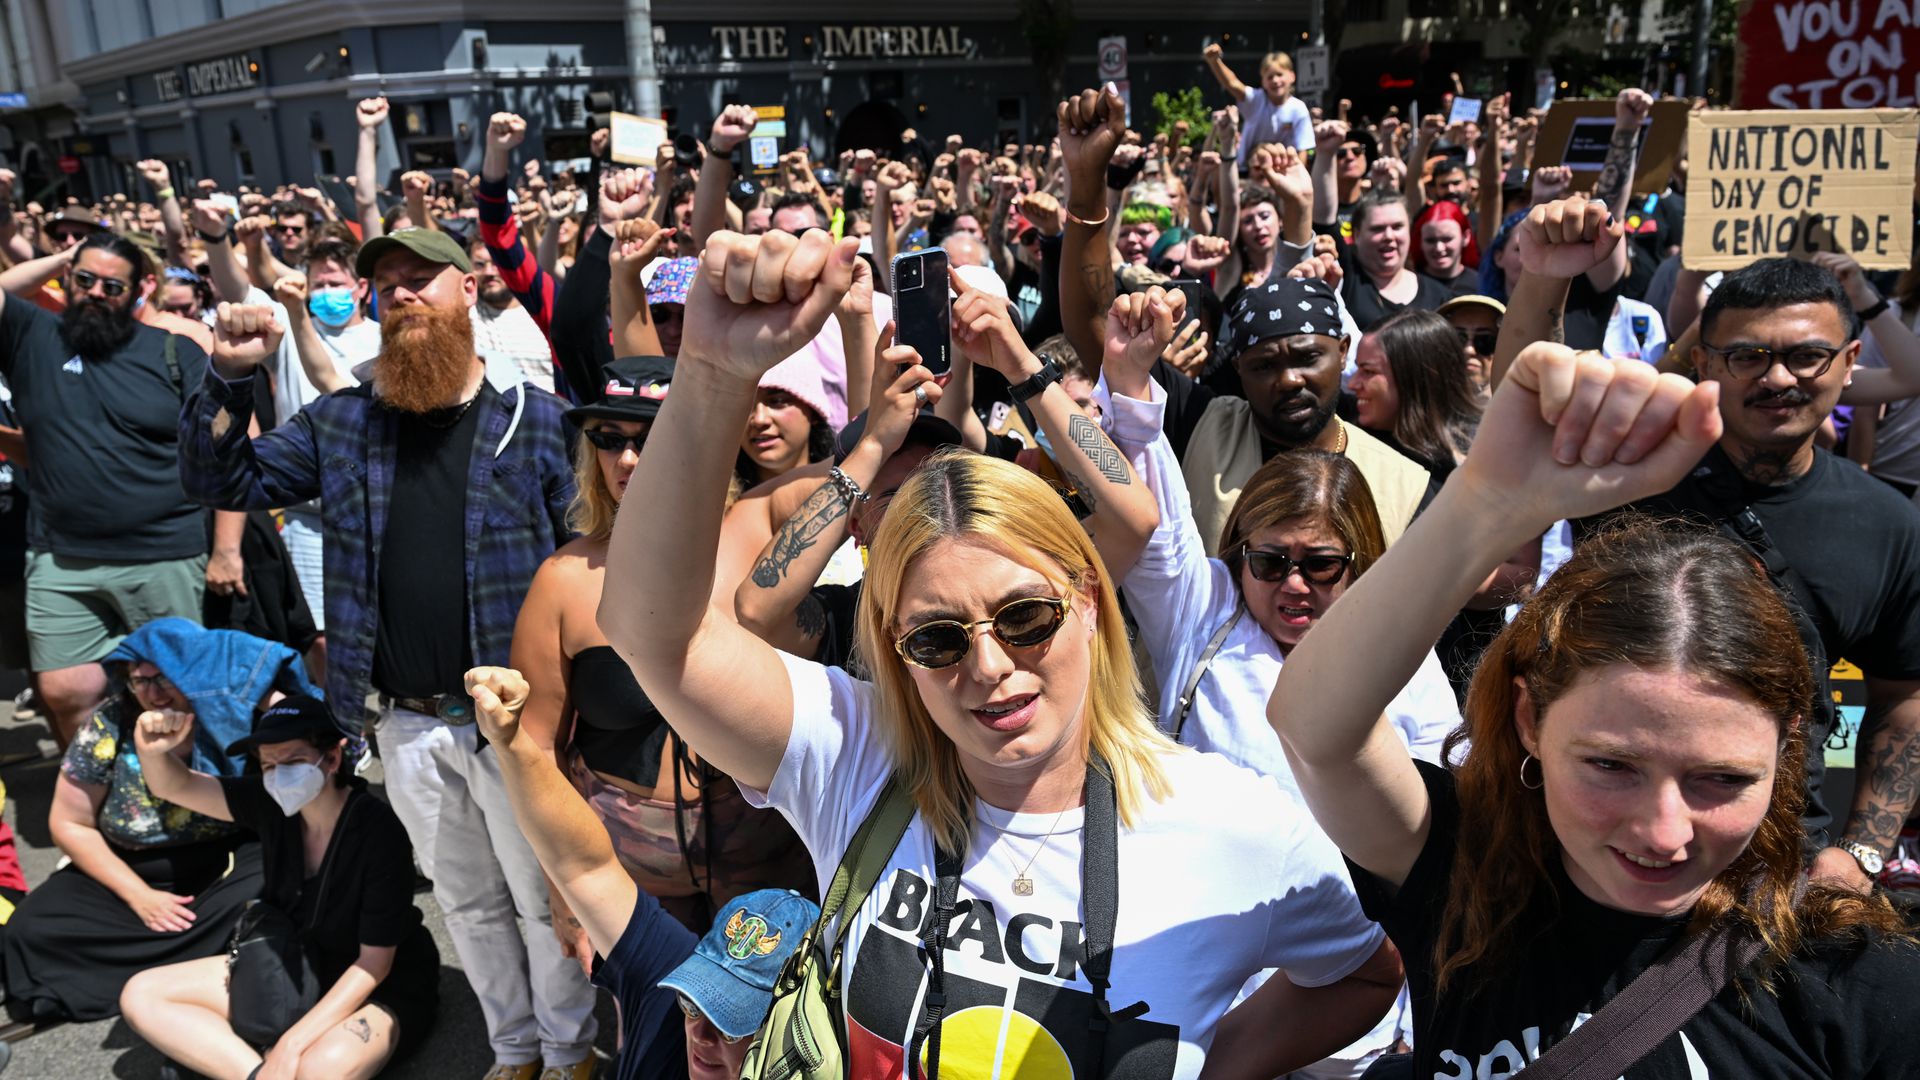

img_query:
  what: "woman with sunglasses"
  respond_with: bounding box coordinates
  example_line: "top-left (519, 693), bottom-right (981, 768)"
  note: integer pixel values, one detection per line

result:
top-left (1099, 308), bottom-right (1461, 791)
top-left (605, 231), bottom-right (1401, 1078)
top-left (510, 354), bottom-right (813, 961)
top-left (1269, 343), bottom-right (1920, 1078)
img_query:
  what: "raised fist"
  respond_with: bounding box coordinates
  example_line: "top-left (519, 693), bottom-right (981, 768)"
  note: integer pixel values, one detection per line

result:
top-left (1203, 42), bottom-right (1223, 60)
top-left (272, 273), bottom-right (310, 316)
top-left (212, 302), bottom-right (285, 377)
top-left (1514, 193), bottom-right (1625, 281)
top-left (465, 667), bottom-right (531, 749)
top-left (1183, 233), bottom-right (1231, 273)
top-left (136, 159), bottom-right (171, 188)
top-left (1019, 191), bottom-right (1062, 235)
top-left (1058, 85), bottom-right (1128, 190)
top-left (710, 103), bottom-right (759, 155)
top-left (234, 214), bottom-right (272, 246)
top-left (401, 171), bottom-right (434, 198)
top-left (1615, 87), bottom-right (1653, 127)
top-left (135, 709), bottom-right (195, 757)
top-left (679, 230), bottom-right (860, 381)
top-left (356, 97), bottom-right (390, 130)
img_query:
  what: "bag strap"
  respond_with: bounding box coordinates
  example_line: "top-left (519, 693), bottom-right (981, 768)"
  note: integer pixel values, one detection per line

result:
top-left (163, 333), bottom-right (183, 399)
top-left (909, 844), bottom-right (963, 1080)
top-left (1081, 757), bottom-right (1147, 1039)
top-left (1517, 920), bottom-right (1766, 1080)
top-left (818, 776), bottom-right (916, 937)
top-left (1168, 604), bottom-right (1242, 740)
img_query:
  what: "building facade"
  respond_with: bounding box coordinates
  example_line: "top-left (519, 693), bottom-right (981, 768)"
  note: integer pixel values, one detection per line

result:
top-left (3, 0), bottom-right (1317, 196)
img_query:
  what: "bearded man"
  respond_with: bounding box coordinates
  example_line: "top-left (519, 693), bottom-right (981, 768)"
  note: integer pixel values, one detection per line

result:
top-left (0, 232), bottom-right (239, 746)
top-left (177, 228), bottom-right (600, 1080)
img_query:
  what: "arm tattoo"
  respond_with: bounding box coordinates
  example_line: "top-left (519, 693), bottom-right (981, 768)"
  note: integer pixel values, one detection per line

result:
top-left (750, 482), bottom-right (851, 588)
top-left (1058, 464), bottom-right (1099, 515)
top-left (1546, 306), bottom-right (1565, 345)
top-left (1067, 413), bottom-right (1130, 486)
top-left (795, 591), bottom-right (827, 640)
top-left (1845, 696), bottom-right (1920, 850)
top-left (346, 1017), bottom-right (373, 1044)
top-left (1592, 125), bottom-right (1640, 215)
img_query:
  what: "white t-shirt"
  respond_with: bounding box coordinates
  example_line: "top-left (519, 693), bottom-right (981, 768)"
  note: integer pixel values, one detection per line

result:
top-left (746, 651), bottom-right (1385, 1080)
top-left (1108, 384), bottom-right (1461, 783)
top-left (246, 286), bottom-right (379, 429)
top-left (470, 302), bottom-right (555, 394)
top-left (1237, 87), bottom-right (1315, 162)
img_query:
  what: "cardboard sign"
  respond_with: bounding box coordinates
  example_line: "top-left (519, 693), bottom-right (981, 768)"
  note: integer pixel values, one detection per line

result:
top-left (1449, 97), bottom-right (1483, 125)
top-left (1682, 108), bottom-right (1918, 270)
top-left (1735, 0), bottom-right (1920, 109)
top-left (1533, 99), bottom-right (1691, 197)
top-left (608, 112), bottom-right (668, 167)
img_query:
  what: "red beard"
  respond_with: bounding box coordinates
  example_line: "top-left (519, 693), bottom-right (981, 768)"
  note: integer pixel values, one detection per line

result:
top-left (375, 302), bottom-right (478, 414)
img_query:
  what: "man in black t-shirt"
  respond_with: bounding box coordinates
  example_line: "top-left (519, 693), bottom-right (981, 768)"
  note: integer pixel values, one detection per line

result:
top-left (1578, 258), bottom-right (1920, 891)
top-left (0, 232), bottom-right (238, 746)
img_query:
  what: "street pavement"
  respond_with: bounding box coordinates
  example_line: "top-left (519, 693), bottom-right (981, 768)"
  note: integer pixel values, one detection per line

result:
top-left (0, 674), bottom-right (619, 1079)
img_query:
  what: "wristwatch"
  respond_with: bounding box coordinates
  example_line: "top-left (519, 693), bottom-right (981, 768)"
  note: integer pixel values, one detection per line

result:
top-left (1840, 840), bottom-right (1885, 877)
top-left (1009, 358), bottom-right (1064, 404)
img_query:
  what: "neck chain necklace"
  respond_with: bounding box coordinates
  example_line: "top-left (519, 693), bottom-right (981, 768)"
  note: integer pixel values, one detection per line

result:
top-left (1008, 805), bottom-right (1073, 896)
top-left (420, 394), bottom-right (478, 429)
top-left (1330, 418), bottom-right (1349, 454)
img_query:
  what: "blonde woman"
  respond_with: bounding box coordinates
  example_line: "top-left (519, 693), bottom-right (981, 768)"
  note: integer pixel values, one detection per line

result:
top-left (601, 229), bottom-right (1400, 1079)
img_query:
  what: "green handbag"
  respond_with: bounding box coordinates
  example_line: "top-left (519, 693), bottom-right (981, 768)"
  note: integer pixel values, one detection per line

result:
top-left (741, 776), bottom-right (916, 1080)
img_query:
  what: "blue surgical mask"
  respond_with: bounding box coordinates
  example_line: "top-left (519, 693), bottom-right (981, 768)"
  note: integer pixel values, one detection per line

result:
top-left (308, 286), bottom-right (357, 328)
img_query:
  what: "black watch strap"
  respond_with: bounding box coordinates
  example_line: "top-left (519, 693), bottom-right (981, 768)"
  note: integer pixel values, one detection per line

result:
top-left (1009, 358), bottom-right (1063, 404)
top-left (1858, 296), bottom-right (1891, 322)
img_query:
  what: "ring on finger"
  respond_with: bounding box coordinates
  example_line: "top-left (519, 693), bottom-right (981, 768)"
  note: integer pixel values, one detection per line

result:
top-left (912, 384), bottom-right (930, 408)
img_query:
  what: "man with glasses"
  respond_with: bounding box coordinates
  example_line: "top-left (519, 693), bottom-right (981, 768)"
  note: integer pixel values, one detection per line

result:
top-left (268, 200), bottom-right (311, 265)
top-left (1576, 256), bottom-right (1920, 897)
top-left (0, 232), bottom-right (226, 747)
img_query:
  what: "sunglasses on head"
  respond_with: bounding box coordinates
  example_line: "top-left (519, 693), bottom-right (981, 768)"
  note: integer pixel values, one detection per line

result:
top-left (1454, 327), bottom-right (1498, 354)
top-left (72, 269), bottom-right (131, 298)
top-left (1240, 544), bottom-right (1353, 585)
top-left (582, 427), bottom-right (647, 453)
top-left (895, 595), bottom-right (1074, 670)
top-left (676, 994), bottom-right (749, 1044)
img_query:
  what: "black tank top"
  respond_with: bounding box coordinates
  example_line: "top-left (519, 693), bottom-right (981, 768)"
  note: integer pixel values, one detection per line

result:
top-left (568, 646), bottom-right (669, 786)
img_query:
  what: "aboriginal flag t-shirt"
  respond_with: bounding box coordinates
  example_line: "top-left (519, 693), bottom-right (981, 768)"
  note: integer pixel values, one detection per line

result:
top-left (744, 651), bottom-right (1386, 1080)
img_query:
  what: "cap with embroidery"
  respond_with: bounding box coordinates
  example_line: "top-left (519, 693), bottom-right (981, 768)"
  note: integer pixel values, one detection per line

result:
top-left (564, 355), bottom-right (675, 424)
top-left (658, 889), bottom-right (819, 1040)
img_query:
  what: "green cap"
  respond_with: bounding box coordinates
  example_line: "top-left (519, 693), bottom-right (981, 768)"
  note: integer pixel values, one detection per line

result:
top-left (355, 227), bottom-right (472, 280)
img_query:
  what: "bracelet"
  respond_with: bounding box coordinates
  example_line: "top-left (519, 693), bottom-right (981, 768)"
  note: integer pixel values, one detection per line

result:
top-left (827, 466), bottom-right (871, 505)
top-left (1065, 206), bottom-right (1109, 228)
top-left (155, 187), bottom-right (175, 201)
top-left (1858, 296), bottom-right (1891, 322)
top-left (195, 226), bottom-right (229, 245)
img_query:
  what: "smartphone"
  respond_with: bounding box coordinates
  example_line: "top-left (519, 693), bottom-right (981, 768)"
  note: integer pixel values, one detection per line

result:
top-left (890, 249), bottom-right (951, 378)
top-left (1170, 278), bottom-right (1207, 338)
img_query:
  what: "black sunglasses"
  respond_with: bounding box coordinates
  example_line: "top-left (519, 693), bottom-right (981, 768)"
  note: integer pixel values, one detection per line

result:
top-left (1454, 327), bottom-right (1498, 354)
top-left (1240, 545), bottom-right (1353, 585)
top-left (582, 428), bottom-right (647, 453)
top-left (895, 596), bottom-right (1074, 670)
top-left (73, 268), bottom-right (131, 298)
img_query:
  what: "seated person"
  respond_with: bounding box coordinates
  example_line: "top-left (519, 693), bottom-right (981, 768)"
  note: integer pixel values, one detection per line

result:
top-left (121, 695), bottom-right (439, 1080)
top-left (3, 617), bottom-right (320, 1022)
top-left (466, 666), bottom-right (818, 1080)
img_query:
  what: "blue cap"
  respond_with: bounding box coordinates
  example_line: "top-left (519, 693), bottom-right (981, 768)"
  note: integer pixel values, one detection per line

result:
top-left (658, 889), bottom-right (819, 1040)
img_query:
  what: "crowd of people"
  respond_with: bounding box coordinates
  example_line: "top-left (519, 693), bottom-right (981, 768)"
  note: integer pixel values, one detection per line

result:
top-left (0, 38), bottom-right (1915, 1080)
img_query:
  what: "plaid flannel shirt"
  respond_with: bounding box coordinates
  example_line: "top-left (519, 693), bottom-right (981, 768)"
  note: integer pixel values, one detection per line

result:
top-left (177, 366), bottom-right (576, 733)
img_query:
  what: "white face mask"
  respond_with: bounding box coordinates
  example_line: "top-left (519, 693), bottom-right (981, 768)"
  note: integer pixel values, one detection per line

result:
top-left (263, 761), bottom-right (327, 816)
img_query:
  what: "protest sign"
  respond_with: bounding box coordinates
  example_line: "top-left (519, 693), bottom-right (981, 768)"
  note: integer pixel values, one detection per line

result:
top-left (1449, 97), bottom-right (1483, 125)
top-left (609, 112), bottom-right (668, 167)
top-left (1735, 0), bottom-right (1920, 109)
top-left (1532, 99), bottom-right (1690, 196)
top-left (1682, 108), bottom-right (1917, 270)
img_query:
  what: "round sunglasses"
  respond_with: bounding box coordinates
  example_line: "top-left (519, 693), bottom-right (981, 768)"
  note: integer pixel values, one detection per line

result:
top-left (1239, 544), bottom-right (1353, 585)
top-left (894, 596), bottom-right (1073, 670)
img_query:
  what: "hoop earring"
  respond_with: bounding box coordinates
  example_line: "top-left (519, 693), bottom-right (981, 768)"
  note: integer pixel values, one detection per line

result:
top-left (1519, 753), bottom-right (1544, 790)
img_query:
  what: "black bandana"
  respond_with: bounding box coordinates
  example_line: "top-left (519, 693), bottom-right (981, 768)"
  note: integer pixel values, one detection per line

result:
top-left (1224, 277), bottom-right (1344, 358)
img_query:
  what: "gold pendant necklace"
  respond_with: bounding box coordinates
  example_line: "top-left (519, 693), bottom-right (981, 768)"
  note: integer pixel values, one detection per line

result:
top-left (1009, 805), bottom-right (1072, 896)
